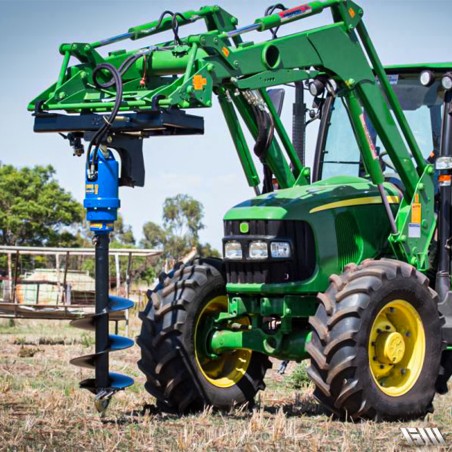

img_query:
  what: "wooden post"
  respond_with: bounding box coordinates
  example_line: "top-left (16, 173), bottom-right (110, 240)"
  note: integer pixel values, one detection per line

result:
top-left (12, 251), bottom-right (19, 304)
top-left (55, 253), bottom-right (61, 304)
top-left (115, 253), bottom-right (120, 295)
top-left (62, 251), bottom-right (69, 304)
top-left (5, 252), bottom-right (12, 302)
top-left (126, 252), bottom-right (132, 299)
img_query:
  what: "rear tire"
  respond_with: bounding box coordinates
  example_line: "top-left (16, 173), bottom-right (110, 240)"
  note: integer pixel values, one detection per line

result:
top-left (307, 259), bottom-right (443, 420)
top-left (137, 259), bottom-right (270, 413)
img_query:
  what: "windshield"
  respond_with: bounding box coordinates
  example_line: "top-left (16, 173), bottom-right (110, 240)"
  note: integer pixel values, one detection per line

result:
top-left (318, 75), bottom-right (445, 182)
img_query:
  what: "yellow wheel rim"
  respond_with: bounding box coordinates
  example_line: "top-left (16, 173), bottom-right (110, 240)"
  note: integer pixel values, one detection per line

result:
top-left (368, 299), bottom-right (425, 397)
top-left (194, 295), bottom-right (252, 388)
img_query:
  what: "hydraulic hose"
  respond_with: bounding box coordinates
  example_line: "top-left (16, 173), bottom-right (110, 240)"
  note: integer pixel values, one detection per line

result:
top-left (86, 63), bottom-right (124, 179)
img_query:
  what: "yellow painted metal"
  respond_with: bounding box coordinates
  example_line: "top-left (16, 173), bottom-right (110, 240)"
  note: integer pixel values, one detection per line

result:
top-left (368, 299), bottom-right (425, 397)
top-left (194, 295), bottom-right (252, 388)
top-left (309, 195), bottom-right (400, 214)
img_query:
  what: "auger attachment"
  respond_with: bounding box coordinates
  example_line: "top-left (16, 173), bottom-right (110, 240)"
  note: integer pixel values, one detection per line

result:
top-left (70, 147), bottom-right (134, 413)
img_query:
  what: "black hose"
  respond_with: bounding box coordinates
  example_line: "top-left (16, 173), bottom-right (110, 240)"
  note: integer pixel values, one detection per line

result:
top-left (86, 63), bottom-right (123, 180)
top-left (251, 101), bottom-right (276, 193)
top-left (264, 3), bottom-right (287, 39)
top-left (93, 54), bottom-right (143, 89)
top-left (154, 10), bottom-right (189, 45)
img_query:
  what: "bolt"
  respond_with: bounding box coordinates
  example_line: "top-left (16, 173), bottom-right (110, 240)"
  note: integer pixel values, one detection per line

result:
top-left (377, 328), bottom-right (382, 333)
top-left (401, 368), bottom-right (407, 375)
top-left (380, 365), bottom-right (384, 369)
top-left (389, 307), bottom-right (395, 313)
top-left (373, 356), bottom-right (377, 361)
top-left (405, 331), bottom-right (411, 337)
top-left (233, 60), bottom-right (240, 68)
top-left (371, 342), bottom-right (376, 346)
top-left (213, 38), bottom-right (219, 44)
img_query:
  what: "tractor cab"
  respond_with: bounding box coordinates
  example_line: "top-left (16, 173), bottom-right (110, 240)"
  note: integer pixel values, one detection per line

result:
top-left (314, 65), bottom-right (450, 190)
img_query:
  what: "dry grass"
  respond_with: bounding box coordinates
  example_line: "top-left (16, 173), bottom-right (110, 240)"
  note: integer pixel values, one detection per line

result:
top-left (0, 317), bottom-right (451, 451)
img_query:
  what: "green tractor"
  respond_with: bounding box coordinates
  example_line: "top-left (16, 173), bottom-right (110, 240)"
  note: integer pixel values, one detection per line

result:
top-left (29, 1), bottom-right (452, 420)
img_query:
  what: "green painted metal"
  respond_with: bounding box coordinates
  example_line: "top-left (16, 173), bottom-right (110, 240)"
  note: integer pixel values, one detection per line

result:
top-left (224, 177), bottom-right (401, 294)
top-left (260, 89), bottom-right (306, 183)
top-left (357, 23), bottom-right (428, 181)
top-left (205, 294), bottom-right (315, 360)
top-left (344, 89), bottom-right (385, 186)
top-left (218, 91), bottom-right (260, 190)
top-left (389, 166), bottom-right (436, 270)
top-left (210, 328), bottom-right (312, 361)
top-left (30, 1), bottom-right (448, 361)
top-left (385, 62), bottom-right (452, 72)
top-left (29, 0), bottom-right (424, 207)
top-left (231, 93), bottom-right (296, 189)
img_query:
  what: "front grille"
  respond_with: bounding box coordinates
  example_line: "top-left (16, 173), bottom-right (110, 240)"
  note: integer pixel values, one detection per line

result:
top-left (223, 220), bottom-right (315, 284)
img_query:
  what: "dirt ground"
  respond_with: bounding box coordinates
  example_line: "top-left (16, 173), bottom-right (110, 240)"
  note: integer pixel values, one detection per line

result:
top-left (0, 316), bottom-right (451, 451)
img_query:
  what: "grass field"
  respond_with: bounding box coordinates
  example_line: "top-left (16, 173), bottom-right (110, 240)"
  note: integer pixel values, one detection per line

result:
top-left (0, 315), bottom-right (450, 451)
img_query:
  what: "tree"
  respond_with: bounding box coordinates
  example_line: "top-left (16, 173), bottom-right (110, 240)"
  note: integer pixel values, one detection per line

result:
top-left (0, 164), bottom-right (83, 246)
top-left (163, 194), bottom-right (204, 242)
top-left (110, 214), bottom-right (136, 246)
top-left (141, 194), bottom-right (219, 261)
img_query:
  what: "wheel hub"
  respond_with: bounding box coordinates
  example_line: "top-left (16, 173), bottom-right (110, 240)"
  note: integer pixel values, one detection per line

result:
top-left (375, 331), bottom-right (405, 364)
top-left (368, 299), bottom-right (425, 397)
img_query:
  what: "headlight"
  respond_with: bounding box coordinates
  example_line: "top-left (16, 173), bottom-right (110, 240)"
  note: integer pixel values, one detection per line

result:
top-left (224, 241), bottom-right (242, 260)
top-left (442, 72), bottom-right (452, 91)
top-left (249, 241), bottom-right (268, 259)
top-left (420, 70), bottom-right (435, 87)
top-left (270, 241), bottom-right (291, 258)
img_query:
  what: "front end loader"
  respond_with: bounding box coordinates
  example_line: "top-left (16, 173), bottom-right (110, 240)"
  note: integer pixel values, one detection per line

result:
top-left (29, 0), bottom-right (452, 420)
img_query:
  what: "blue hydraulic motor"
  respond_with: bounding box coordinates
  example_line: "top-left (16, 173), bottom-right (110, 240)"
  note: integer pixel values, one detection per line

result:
top-left (70, 147), bottom-right (134, 413)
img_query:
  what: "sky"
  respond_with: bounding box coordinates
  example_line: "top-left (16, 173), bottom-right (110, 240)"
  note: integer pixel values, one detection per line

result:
top-left (0, 0), bottom-right (451, 251)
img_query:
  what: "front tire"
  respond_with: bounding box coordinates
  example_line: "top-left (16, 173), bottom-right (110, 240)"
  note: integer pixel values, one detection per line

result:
top-left (137, 259), bottom-right (270, 413)
top-left (307, 259), bottom-right (443, 420)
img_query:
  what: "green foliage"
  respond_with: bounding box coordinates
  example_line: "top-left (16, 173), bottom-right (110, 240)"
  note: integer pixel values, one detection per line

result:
top-left (197, 242), bottom-right (221, 259)
top-left (289, 362), bottom-right (311, 389)
top-left (141, 194), bottom-right (219, 261)
top-left (111, 214), bottom-right (136, 246)
top-left (0, 164), bottom-right (83, 246)
top-left (163, 194), bottom-right (204, 241)
top-left (141, 221), bottom-right (166, 250)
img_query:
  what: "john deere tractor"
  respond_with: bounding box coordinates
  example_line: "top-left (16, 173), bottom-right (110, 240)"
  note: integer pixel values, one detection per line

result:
top-left (29, 0), bottom-right (452, 420)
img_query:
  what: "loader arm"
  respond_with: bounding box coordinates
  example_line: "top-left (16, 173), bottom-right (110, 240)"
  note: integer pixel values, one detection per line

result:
top-left (29, 0), bottom-right (437, 410)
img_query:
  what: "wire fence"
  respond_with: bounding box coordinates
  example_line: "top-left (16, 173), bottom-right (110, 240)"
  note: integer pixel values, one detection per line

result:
top-left (0, 246), bottom-right (161, 321)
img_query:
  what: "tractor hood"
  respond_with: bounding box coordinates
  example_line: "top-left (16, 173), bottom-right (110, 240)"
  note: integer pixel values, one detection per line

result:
top-left (224, 176), bottom-right (401, 221)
